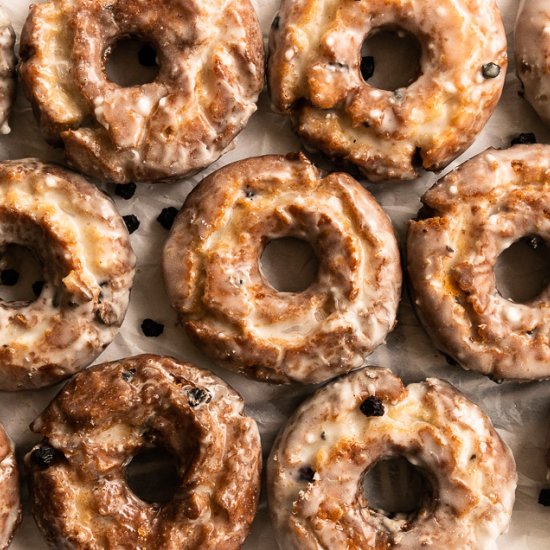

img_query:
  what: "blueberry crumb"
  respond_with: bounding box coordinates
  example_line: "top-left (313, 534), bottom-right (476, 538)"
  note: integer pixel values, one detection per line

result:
top-left (1, 269), bottom-right (18, 286)
top-left (359, 396), bottom-right (385, 417)
top-left (32, 281), bottom-right (45, 297)
top-left (156, 207), bottom-right (179, 230)
top-left (138, 43), bottom-right (158, 67)
top-left (141, 318), bottom-right (164, 337)
top-left (320, 431), bottom-right (326, 440)
top-left (360, 56), bottom-right (375, 80)
top-left (30, 444), bottom-right (60, 470)
top-left (187, 387), bottom-right (212, 407)
top-left (481, 62), bottom-right (500, 79)
top-left (115, 182), bottom-right (137, 200)
top-left (539, 489), bottom-right (550, 506)
top-left (123, 215), bottom-right (140, 234)
top-left (122, 368), bottom-right (136, 382)
top-left (298, 466), bottom-right (316, 482)
top-left (511, 132), bottom-right (537, 146)
top-left (446, 245), bottom-right (454, 253)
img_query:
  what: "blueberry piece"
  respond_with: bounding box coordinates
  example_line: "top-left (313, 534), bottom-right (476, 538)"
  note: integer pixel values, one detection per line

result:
top-left (123, 215), bottom-right (140, 234)
top-left (539, 489), bottom-right (550, 506)
top-left (141, 318), bottom-right (164, 337)
top-left (360, 396), bottom-right (385, 417)
top-left (481, 62), bottom-right (500, 79)
top-left (138, 43), bottom-right (158, 67)
top-left (156, 207), bottom-right (179, 230)
top-left (122, 368), bottom-right (136, 382)
top-left (30, 444), bottom-right (60, 470)
top-left (115, 182), bottom-right (137, 200)
top-left (298, 466), bottom-right (315, 482)
top-left (1, 269), bottom-right (18, 286)
top-left (511, 132), bottom-right (537, 146)
top-left (361, 56), bottom-right (375, 80)
top-left (32, 281), bottom-right (45, 297)
top-left (187, 387), bottom-right (212, 407)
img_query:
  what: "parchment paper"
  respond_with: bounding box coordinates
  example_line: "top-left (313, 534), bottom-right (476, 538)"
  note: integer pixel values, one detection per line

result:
top-left (1, 0), bottom-right (549, 548)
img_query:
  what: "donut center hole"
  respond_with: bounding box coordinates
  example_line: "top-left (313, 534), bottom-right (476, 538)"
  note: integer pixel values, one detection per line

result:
top-left (0, 244), bottom-right (45, 303)
top-left (261, 237), bottom-right (319, 293)
top-left (363, 457), bottom-right (432, 518)
top-left (105, 37), bottom-right (159, 87)
top-left (495, 236), bottom-right (550, 303)
top-left (125, 448), bottom-right (180, 504)
top-left (361, 27), bottom-right (422, 90)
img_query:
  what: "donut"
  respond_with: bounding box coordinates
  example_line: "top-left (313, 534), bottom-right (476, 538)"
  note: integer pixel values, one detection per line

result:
top-left (0, 159), bottom-right (135, 390)
top-left (268, 366), bottom-right (517, 549)
top-left (162, 153), bottom-right (401, 384)
top-left (0, 7), bottom-right (15, 135)
top-left (0, 422), bottom-right (20, 548)
top-left (18, 0), bottom-right (264, 184)
top-left (26, 354), bottom-right (262, 549)
top-left (515, 0), bottom-right (550, 126)
top-left (408, 145), bottom-right (550, 381)
top-left (268, 0), bottom-right (507, 182)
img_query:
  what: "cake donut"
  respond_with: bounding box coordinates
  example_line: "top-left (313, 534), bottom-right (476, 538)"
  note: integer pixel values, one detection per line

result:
top-left (408, 145), bottom-right (550, 381)
top-left (26, 354), bottom-right (262, 549)
top-left (18, 0), bottom-right (264, 184)
top-left (162, 154), bottom-right (401, 384)
top-left (268, 0), bottom-right (507, 182)
top-left (0, 159), bottom-right (135, 390)
top-left (0, 7), bottom-right (15, 135)
top-left (0, 422), bottom-right (20, 548)
top-left (268, 367), bottom-right (517, 549)
top-left (516, 0), bottom-right (550, 125)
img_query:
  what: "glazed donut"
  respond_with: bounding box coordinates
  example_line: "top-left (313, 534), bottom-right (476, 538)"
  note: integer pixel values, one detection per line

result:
top-left (268, 0), bottom-right (507, 182)
top-left (18, 0), bottom-right (264, 184)
top-left (516, 0), bottom-right (550, 125)
top-left (0, 422), bottom-right (20, 548)
top-left (26, 354), bottom-right (262, 549)
top-left (0, 7), bottom-right (15, 135)
top-left (162, 153), bottom-right (401, 384)
top-left (408, 145), bottom-right (550, 381)
top-left (268, 366), bottom-right (517, 549)
top-left (0, 159), bottom-right (135, 390)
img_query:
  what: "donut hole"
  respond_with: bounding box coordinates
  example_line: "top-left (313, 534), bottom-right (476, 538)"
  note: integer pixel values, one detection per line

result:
top-left (360, 27), bottom-right (422, 91)
top-left (105, 37), bottom-right (159, 87)
top-left (260, 237), bottom-right (319, 293)
top-left (0, 244), bottom-right (45, 303)
top-left (495, 236), bottom-right (550, 303)
top-left (362, 457), bottom-right (433, 518)
top-left (125, 447), bottom-right (180, 504)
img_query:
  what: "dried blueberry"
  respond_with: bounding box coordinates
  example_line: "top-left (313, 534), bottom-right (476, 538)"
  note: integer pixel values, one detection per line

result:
top-left (539, 489), bottom-right (550, 506)
top-left (156, 207), bottom-right (179, 230)
top-left (1, 269), bottom-right (18, 286)
top-left (138, 43), bottom-right (158, 67)
top-left (187, 387), bottom-right (212, 407)
top-left (141, 319), bottom-right (164, 337)
top-left (32, 281), bottom-right (45, 297)
top-left (360, 396), bottom-right (385, 417)
top-left (30, 444), bottom-right (60, 470)
top-left (511, 132), bottom-right (537, 146)
top-left (123, 215), bottom-right (140, 234)
top-left (115, 182), bottom-right (137, 200)
top-left (481, 62), bottom-right (500, 79)
top-left (245, 189), bottom-right (255, 198)
top-left (122, 368), bottom-right (136, 382)
top-left (360, 56), bottom-right (375, 80)
top-left (298, 466), bottom-right (315, 482)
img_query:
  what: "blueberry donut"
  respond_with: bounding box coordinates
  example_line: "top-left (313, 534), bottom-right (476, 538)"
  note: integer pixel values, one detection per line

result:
top-left (268, 367), bottom-right (517, 549)
top-left (19, 0), bottom-right (264, 184)
top-left (268, 0), bottom-right (507, 181)
top-left (26, 355), bottom-right (262, 549)
top-left (516, 0), bottom-right (550, 125)
top-left (408, 145), bottom-right (550, 381)
top-left (0, 6), bottom-right (15, 135)
top-left (162, 154), bottom-right (401, 384)
top-left (0, 422), bottom-right (20, 548)
top-left (0, 159), bottom-right (135, 390)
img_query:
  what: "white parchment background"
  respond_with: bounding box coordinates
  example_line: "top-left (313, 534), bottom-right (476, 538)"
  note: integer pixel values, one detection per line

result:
top-left (0, 0), bottom-right (549, 548)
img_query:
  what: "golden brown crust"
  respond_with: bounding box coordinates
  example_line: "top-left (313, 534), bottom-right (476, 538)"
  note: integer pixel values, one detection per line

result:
top-left (268, 0), bottom-right (507, 181)
top-left (0, 423), bottom-right (20, 549)
top-left (19, 0), bottom-right (264, 183)
top-left (26, 354), bottom-right (262, 550)
top-left (162, 153), bottom-right (402, 384)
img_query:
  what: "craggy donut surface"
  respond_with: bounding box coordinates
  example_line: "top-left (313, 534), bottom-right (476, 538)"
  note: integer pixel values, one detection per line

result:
top-left (0, 159), bottom-right (135, 390)
top-left (515, 0), bottom-right (550, 125)
top-left (19, 0), bottom-right (264, 184)
top-left (26, 354), bottom-right (262, 550)
top-left (162, 154), bottom-right (401, 384)
top-left (268, 0), bottom-right (507, 181)
top-left (268, 367), bottom-right (517, 549)
top-left (408, 145), bottom-right (550, 381)
top-left (0, 7), bottom-right (15, 135)
top-left (0, 422), bottom-right (20, 549)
